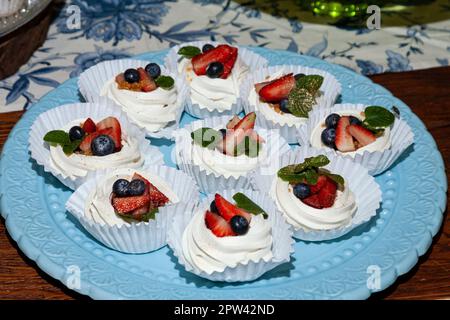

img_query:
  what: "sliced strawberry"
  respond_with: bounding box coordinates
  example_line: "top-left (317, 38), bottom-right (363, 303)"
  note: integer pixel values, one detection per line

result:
top-left (191, 44), bottom-right (235, 76)
top-left (214, 194), bottom-right (252, 222)
top-left (234, 112), bottom-right (256, 131)
top-left (112, 194), bottom-right (151, 214)
top-left (82, 118), bottom-right (96, 133)
top-left (309, 175), bottom-right (327, 194)
top-left (137, 67), bottom-right (157, 92)
top-left (254, 80), bottom-right (273, 94)
top-left (132, 173), bottom-right (170, 208)
top-left (204, 210), bottom-right (236, 237)
top-left (318, 178), bottom-right (337, 208)
top-left (96, 117), bottom-right (122, 151)
top-left (79, 128), bottom-right (113, 154)
top-left (226, 115), bottom-right (240, 129)
top-left (347, 124), bottom-right (376, 147)
top-left (335, 116), bottom-right (356, 152)
top-left (248, 129), bottom-right (265, 144)
top-left (218, 113), bottom-right (257, 156)
top-left (301, 194), bottom-right (322, 209)
top-left (258, 73), bottom-right (295, 103)
top-left (220, 46), bottom-right (238, 79)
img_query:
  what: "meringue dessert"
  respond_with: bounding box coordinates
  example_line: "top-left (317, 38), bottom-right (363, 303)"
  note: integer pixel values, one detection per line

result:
top-left (272, 155), bottom-right (356, 231)
top-left (181, 192), bottom-right (272, 274)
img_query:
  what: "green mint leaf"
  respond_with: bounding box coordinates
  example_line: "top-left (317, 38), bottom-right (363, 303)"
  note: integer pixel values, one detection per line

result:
top-left (233, 193), bottom-right (268, 219)
top-left (155, 75), bottom-right (175, 90)
top-left (296, 75), bottom-right (324, 93)
top-left (303, 169), bottom-right (319, 184)
top-left (43, 130), bottom-right (70, 145)
top-left (178, 46), bottom-right (201, 59)
top-left (286, 87), bottom-right (316, 118)
top-left (141, 208), bottom-right (159, 222)
top-left (277, 165), bottom-right (308, 183)
top-left (363, 106), bottom-right (395, 129)
top-left (293, 155), bottom-right (330, 173)
top-left (319, 169), bottom-right (345, 186)
top-left (191, 127), bottom-right (222, 149)
top-left (62, 139), bottom-right (81, 155)
top-left (277, 155), bottom-right (330, 183)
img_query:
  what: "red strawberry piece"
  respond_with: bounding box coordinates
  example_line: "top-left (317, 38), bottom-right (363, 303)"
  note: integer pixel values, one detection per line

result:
top-left (301, 194), bottom-right (322, 209)
top-left (335, 116), bottom-right (356, 152)
top-left (79, 128), bottom-right (113, 154)
top-left (258, 73), bottom-right (295, 103)
top-left (248, 129), bottom-right (265, 144)
top-left (214, 193), bottom-right (252, 222)
top-left (130, 204), bottom-right (150, 221)
top-left (204, 210), bottom-right (236, 237)
top-left (234, 112), bottom-right (256, 131)
top-left (226, 115), bottom-right (240, 129)
top-left (318, 178), bottom-right (338, 208)
top-left (132, 173), bottom-right (169, 208)
top-left (217, 112), bottom-right (256, 155)
top-left (308, 175), bottom-right (327, 194)
top-left (220, 46), bottom-right (238, 79)
top-left (112, 194), bottom-right (151, 214)
top-left (191, 44), bottom-right (235, 76)
top-left (254, 80), bottom-right (273, 94)
top-left (136, 67), bottom-right (157, 92)
top-left (96, 117), bottom-right (122, 151)
top-left (347, 124), bottom-right (376, 147)
top-left (82, 118), bottom-right (96, 133)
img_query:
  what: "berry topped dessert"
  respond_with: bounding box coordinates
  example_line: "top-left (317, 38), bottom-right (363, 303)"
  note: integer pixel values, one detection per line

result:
top-left (273, 155), bottom-right (356, 231)
top-left (311, 106), bottom-right (395, 155)
top-left (181, 192), bottom-right (273, 274)
top-left (114, 63), bottom-right (174, 92)
top-left (176, 43), bottom-right (249, 112)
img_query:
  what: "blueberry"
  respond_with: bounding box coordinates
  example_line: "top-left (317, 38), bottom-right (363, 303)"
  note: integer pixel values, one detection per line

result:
top-left (91, 135), bottom-right (115, 156)
top-left (294, 73), bottom-right (306, 81)
top-left (219, 129), bottom-right (227, 138)
top-left (210, 200), bottom-right (219, 214)
top-left (145, 63), bottom-right (161, 79)
top-left (230, 215), bottom-right (249, 235)
top-left (112, 179), bottom-right (129, 197)
top-left (325, 113), bottom-right (340, 129)
top-left (127, 179), bottom-right (146, 196)
top-left (124, 68), bottom-right (140, 83)
top-left (293, 183), bottom-right (311, 199)
top-left (202, 44), bottom-right (215, 53)
top-left (279, 99), bottom-right (291, 113)
top-left (206, 62), bottom-right (224, 78)
top-left (321, 128), bottom-right (336, 148)
top-left (349, 116), bottom-right (362, 126)
top-left (69, 126), bottom-right (85, 141)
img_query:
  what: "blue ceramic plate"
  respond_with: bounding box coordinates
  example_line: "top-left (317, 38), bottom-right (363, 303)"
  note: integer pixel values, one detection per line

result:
top-left (0, 48), bottom-right (446, 299)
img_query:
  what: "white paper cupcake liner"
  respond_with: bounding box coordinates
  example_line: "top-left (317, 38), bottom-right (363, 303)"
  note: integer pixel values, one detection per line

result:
top-left (164, 41), bottom-right (268, 118)
top-left (78, 59), bottom-right (189, 139)
top-left (297, 103), bottom-right (415, 175)
top-left (173, 115), bottom-right (291, 194)
top-left (250, 146), bottom-right (382, 241)
top-left (241, 65), bottom-right (342, 144)
top-left (29, 99), bottom-right (164, 190)
top-left (0, 0), bottom-right (24, 17)
top-left (167, 189), bottom-right (294, 282)
top-left (65, 165), bottom-right (200, 254)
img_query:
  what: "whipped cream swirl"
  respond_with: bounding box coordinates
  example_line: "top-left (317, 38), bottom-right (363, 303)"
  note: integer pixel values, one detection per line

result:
top-left (49, 119), bottom-right (144, 180)
top-left (310, 110), bottom-right (391, 157)
top-left (179, 58), bottom-right (248, 111)
top-left (272, 177), bottom-right (357, 231)
top-left (85, 169), bottom-right (179, 227)
top-left (181, 209), bottom-right (273, 274)
top-left (101, 78), bottom-right (179, 132)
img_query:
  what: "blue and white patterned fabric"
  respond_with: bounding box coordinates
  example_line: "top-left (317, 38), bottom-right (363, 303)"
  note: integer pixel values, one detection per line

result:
top-left (0, 0), bottom-right (449, 112)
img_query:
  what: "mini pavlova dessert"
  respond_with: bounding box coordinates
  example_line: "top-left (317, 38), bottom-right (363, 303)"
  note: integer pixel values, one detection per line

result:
top-left (167, 190), bottom-right (293, 282)
top-left (251, 148), bottom-right (381, 241)
top-left (66, 166), bottom-right (199, 253)
top-left (297, 103), bottom-right (414, 175)
top-left (165, 41), bottom-right (267, 118)
top-left (29, 101), bottom-right (164, 190)
top-left (78, 59), bottom-right (188, 138)
top-left (174, 112), bottom-right (290, 193)
top-left (241, 65), bottom-right (341, 144)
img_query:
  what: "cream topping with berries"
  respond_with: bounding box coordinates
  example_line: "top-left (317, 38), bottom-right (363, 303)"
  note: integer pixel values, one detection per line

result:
top-left (48, 119), bottom-right (144, 179)
top-left (181, 208), bottom-right (273, 274)
top-left (271, 177), bottom-right (356, 231)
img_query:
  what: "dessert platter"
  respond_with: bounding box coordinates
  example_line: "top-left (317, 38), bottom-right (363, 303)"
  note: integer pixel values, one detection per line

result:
top-left (0, 44), bottom-right (446, 299)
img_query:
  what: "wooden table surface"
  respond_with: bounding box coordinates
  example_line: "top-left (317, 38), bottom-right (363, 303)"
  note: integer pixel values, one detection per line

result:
top-left (0, 66), bottom-right (448, 300)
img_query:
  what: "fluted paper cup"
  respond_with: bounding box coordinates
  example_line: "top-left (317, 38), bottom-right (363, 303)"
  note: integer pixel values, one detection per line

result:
top-left (165, 41), bottom-right (268, 118)
top-left (250, 146), bottom-right (381, 241)
top-left (29, 99), bottom-right (164, 190)
top-left (0, 0), bottom-right (24, 17)
top-left (173, 115), bottom-right (291, 193)
top-left (66, 166), bottom-right (200, 254)
top-left (167, 189), bottom-right (294, 282)
top-left (297, 103), bottom-right (414, 175)
top-left (241, 65), bottom-right (341, 144)
top-left (78, 59), bottom-right (188, 139)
